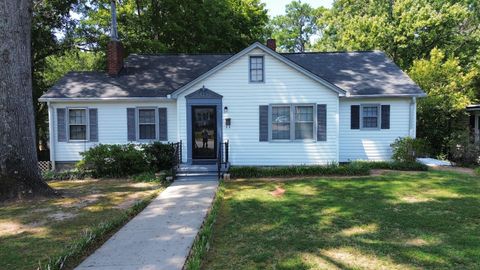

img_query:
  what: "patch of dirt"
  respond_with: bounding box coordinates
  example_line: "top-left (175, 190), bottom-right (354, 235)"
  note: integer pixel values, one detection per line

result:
top-left (404, 238), bottom-right (430, 247)
top-left (0, 220), bottom-right (47, 236)
top-left (399, 196), bottom-right (435, 204)
top-left (432, 166), bottom-right (475, 176)
top-left (370, 169), bottom-right (424, 176)
top-left (114, 191), bottom-right (153, 209)
top-left (270, 186), bottom-right (286, 197)
top-left (47, 211), bottom-right (77, 221)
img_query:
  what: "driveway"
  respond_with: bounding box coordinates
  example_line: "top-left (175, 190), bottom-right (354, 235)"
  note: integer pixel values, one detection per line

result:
top-left (75, 179), bottom-right (218, 270)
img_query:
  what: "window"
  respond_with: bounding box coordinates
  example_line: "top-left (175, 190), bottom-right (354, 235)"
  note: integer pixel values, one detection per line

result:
top-left (249, 56), bottom-right (264, 82)
top-left (272, 106), bottom-right (290, 139)
top-left (68, 109), bottom-right (87, 140)
top-left (138, 108), bottom-right (156, 140)
top-left (361, 105), bottom-right (379, 129)
top-left (271, 104), bottom-right (315, 140)
top-left (295, 106), bottom-right (314, 139)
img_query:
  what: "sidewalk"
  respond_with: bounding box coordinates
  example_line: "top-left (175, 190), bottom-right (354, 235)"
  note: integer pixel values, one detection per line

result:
top-left (75, 179), bottom-right (219, 270)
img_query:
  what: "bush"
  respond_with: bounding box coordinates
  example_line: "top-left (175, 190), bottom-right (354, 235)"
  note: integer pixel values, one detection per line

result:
top-left (42, 170), bottom-right (92, 181)
top-left (132, 170), bottom-right (172, 183)
top-left (77, 144), bottom-right (151, 177)
top-left (229, 163), bottom-right (370, 179)
top-left (142, 142), bottom-right (176, 172)
top-left (391, 137), bottom-right (429, 162)
top-left (447, 131), bottom-right (480, 165)
top-left (353, 161), bottom-right (428, 171)
top-left (475, 167), bottom-right (480, 176)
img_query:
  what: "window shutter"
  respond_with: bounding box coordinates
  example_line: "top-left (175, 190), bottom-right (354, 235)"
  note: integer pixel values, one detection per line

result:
top-left (57, 108), bottom-right (67, 142)
top-left (470, 114), bottom-right (476, 131)
top-left (89, 109), bottom-right (98, 142)
top-left (317, 104), bottom-right (327, 141)
top-left (158, 108), bottom-right (168, 141)
top-left (351, 105), bottom-right (360, 129)
top-left (259, 105), bottom-right (269, 141)
top-left (381, 105), bottom-right (390, 129)
top-left (127, 108), bottom-right (136, 141)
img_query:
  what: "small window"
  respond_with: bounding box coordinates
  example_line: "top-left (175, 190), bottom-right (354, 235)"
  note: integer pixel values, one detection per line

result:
top-left (272, 106), bottom-right (290, 140)
top-left (361, 105), bottom-right (379, 129)
top-left (68, 109), bottom-right (87, 140)
top-left (249, 56), bottom-right (264, 82)
top-left (138, 109), bottom-right (156, 140)
top-left (295, 106), bottom-right (314, 139)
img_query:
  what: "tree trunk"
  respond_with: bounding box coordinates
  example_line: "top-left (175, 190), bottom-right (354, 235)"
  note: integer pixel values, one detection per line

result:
top-left (0, 0), bottom-right (55, 200)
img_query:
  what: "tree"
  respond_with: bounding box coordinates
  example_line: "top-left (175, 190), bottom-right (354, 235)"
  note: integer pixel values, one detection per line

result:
top-left (409, 48), bottom-right (477, 155)
top-left (76, 0), bottom-right (269, 54)
top-left (0, 0), bottom-right (54, 200)
top-left (269, 0), bottom-right (319, 52)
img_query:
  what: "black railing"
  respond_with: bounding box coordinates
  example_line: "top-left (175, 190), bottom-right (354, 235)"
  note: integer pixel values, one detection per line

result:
top-left (171, 140), bottom-right (182, 180)
top-left (217, 140), bottom-right (229, 179)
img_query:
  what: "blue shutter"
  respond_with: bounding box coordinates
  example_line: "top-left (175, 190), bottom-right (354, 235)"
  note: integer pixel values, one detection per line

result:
top-left (259, 105), bottom-right (269, 141)
top-left (57, 108), bottom-right (67, 142)
top-left (351, 105), bottom-right (360, 129)
top-left (127, 108), bottom-right (136, 141)
top-left (317, 104), bottom-right (327, 141)
top-left (381, 105), bottom-right (390, 129)
top-left (158, 108), bottom-right (168, 141)
top-left (89, 109), bottom-right (98, 141)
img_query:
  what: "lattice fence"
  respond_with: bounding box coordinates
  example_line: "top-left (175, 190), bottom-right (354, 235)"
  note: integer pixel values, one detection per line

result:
top-left (38, 161), bottom-right (52, 173)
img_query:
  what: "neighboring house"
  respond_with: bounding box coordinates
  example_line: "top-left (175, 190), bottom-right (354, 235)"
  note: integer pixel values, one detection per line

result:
top-left (468, 104), bottom-right (480, 142)
top-left (39, 39), bottom-right (426, 170)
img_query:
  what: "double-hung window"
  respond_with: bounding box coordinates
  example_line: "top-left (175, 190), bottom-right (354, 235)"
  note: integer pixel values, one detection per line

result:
top-left (68, 109), bottom-right (87, 140)
top-left (361, 105), bottom-right (379, 129)
top-left (138, 108), bottom-right (156, 140)
top-left (249, 56), bottom-right (264, 82)
top-left (271, 105), bottom-right (315, 140)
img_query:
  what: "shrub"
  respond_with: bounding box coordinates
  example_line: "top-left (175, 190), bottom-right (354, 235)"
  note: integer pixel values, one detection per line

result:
top-left (142, 142), bottom-right (176, 172)
top-left (42, 170), bottom-right (92, 181)
top-left (391, 137), bottom-right (429, 162)
top-left (229, 163), bottom-right (370, 179)
top-left (475, 167), bottom-right (480, 176)
top-left (352, 161), bottom-right (428, 171)
top-left (132, 170), bottom-right (172, 183)
top-left (77, 144), bottom-right (151, 177)
top-left (447, 131), bottom-right (480, 165)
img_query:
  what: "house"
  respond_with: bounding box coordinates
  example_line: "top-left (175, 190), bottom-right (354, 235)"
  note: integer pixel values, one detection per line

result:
top-left (39, 38), bottom-right (426, 170)
top-left (468, 105), bottom-right (480, 141)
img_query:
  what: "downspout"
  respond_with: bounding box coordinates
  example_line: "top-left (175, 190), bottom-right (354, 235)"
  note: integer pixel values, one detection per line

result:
top-left (47, 102), bottom-right (56, 171)
top-left (409, 97), bottom-right (417, 138)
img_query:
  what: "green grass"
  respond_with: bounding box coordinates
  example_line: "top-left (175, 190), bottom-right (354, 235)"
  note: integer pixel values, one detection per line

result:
top-left (0, 179), bottom-right (165, 270)
top-left (202, 170), bottom-right (480, 269)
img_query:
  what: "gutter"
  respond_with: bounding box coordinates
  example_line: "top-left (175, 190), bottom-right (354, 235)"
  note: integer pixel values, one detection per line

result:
top-left (342, 93), bottom-right (427, 99)
top-left (38, 96), bottom-right (175, 102)
top-left (47, 101), bottom-right (56, 171)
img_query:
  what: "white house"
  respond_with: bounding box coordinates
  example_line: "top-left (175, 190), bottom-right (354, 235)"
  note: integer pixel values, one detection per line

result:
top-left (39, 39), bottom-right (426, 170)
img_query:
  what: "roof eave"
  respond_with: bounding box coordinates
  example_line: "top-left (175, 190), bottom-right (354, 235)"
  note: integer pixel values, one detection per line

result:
top-left (38, 96), bottom-right (174, 102)
top-left (342, 93), bottom-right (427, 98)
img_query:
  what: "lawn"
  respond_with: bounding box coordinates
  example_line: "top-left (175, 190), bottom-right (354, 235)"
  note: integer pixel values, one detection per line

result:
top-left (0, 179), bottom-right (165, 270)
top-left (203, 171), bottom-right (480, 270)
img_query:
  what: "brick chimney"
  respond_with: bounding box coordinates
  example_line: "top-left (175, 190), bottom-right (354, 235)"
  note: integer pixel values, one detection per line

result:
top-left (266, 39), bottom-right (276, 51)
top-left (107, 40), bottom-right (124, 76)
top-left (107, 0), bottom-right (123, 76)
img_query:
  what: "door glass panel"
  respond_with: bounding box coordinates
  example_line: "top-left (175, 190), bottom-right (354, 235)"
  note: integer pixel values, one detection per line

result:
top-left (192, 106), bottom-right (216, 159)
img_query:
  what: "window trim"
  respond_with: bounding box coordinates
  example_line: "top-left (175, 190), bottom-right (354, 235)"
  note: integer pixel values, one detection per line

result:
top-left (66, 107), bottom-right (89, 142)
top-left (249, 55), bottom-right (265, 83)
top-left (136, 107), bottom-right (158, 141)
top-left (268, 103), bottom-right (317, 142)
top-left (360, 104), bottom-right (381, 130)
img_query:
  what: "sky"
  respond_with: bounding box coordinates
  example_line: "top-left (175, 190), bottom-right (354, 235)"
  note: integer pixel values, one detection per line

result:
top-left (262, 0), bottom-right (333, 17)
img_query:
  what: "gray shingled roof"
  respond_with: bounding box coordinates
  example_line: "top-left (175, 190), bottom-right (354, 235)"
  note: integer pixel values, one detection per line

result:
top-left (40, 50), bottom-right (424, 99)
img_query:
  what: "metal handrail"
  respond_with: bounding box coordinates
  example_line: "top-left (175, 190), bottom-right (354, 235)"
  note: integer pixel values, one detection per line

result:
top-left (217, 140), bottom-right (229, 179)
top-left (171, 140), bottom-right (182, 180)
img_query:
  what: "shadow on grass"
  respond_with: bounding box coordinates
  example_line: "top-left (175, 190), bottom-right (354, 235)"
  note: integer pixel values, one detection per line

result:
top-left (203, 171), bottom-right (480, 269)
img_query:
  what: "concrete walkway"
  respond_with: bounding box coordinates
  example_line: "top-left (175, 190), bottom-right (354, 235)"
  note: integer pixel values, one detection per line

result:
top-left (76, 179), bottom-right (218, 270)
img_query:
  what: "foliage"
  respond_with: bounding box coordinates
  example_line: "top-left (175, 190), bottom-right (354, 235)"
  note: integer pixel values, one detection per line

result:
top-left (447, 131), bottom-right (480, 165)
top-left (475, 167), bottom-right (480, 176)
top-left (184, 182), bottom-right (224, 270)
top-left (132, 170), bottom-right (172, 183)
top-left (390, 137), bottom-right (430, 162)
top-left (142, 142), bottom-right (176, 172)
top-left (269, 1), bottom-right (320, 52)
top-left (353, 161), bottom-right (429, 171)
top-left (42, 170), bottom-right (92, 181)
top-left (76, 0), bottom-right (269, 54)
top-left (37, 192), bottom-right (158, 270)
top-left (410, 48), bottom-right (476, 155)
top-left (78, 144), bottom-right (151, 177)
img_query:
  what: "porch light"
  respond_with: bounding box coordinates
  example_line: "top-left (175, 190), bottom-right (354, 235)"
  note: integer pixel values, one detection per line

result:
top-left (224, 106), bottom-right (228, 113)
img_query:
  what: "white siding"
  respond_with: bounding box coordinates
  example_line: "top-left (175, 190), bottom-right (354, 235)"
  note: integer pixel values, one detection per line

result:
top-left (177, 48), bottom-right (340, 165)
top-left (339, 98), bottom-right (413, 162)
top-left (51, 101), bottom-right (177, 161)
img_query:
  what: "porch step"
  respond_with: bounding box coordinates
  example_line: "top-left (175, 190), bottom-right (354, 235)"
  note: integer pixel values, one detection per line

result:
top-left (175, 175), bottom-right (219, 182)
top-left (177, 164), bottom-right (217, 173)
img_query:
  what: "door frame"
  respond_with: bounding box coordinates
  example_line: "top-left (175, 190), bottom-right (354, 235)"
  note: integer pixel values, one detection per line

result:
top-left (185, 87), bottom-right (223, 164)
top-left (191, 105), bottom-right (217, 160)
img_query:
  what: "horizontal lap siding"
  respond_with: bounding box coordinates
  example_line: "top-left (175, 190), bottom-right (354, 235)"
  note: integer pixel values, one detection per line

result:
top-left (178, 48), bottom-right (339, 165)
top-left (52, 101), bottom-right (177, 161)
top-left (339, 98), bottom-right (411, 162)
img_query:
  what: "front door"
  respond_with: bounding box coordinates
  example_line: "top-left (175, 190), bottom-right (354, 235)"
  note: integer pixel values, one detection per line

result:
top-left (192, 106), bottom-right (217, 160)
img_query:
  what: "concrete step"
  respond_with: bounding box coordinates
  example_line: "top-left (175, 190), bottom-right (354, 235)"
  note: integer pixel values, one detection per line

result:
top-left (176, 172), bottom-right (218, 177)
top-left (177, 164), bottom-right (218, 173)
top-left (175, 175), bottom-right (219, 182)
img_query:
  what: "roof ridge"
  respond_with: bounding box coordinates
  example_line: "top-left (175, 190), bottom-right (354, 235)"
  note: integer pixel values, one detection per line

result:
top-left (281, 50), bottom-right (383, 55)
top-left (128, 53), bottom-right (234, 57)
